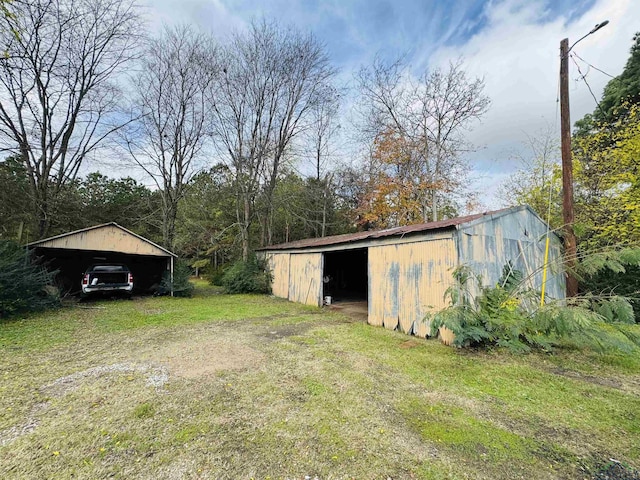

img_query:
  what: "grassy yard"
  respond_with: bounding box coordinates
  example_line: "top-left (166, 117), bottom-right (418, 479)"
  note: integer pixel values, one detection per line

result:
top-left (1, 280), bottom-right (640, 479)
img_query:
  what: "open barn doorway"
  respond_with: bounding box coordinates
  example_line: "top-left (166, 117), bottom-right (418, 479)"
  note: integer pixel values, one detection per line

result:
top-left (322, 248), bottom-right (368, 319)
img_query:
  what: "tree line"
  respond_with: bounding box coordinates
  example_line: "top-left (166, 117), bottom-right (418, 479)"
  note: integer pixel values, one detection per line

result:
top-left (2, 0), bottom-right (638, 281)
top-left (502, 33), bottom-right (640, 252)
top-left (0, 0), bottom-right (492, 269)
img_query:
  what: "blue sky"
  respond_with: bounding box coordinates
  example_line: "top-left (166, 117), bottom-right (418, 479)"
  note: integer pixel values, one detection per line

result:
top-left (145, 0), bottom-right (640, 208)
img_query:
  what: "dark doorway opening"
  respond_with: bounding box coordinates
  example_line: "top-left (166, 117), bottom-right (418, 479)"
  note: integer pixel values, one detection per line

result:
top-left (322, 248), bottom-right (368, 303)
top-left (31, 247), bottom-right (169, 296)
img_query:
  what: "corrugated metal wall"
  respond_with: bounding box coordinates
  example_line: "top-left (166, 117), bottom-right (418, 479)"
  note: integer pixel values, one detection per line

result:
top-left (264, 207), bottom-right (564, 338)
top-left (457, 208), bottom-right (565, 300)
top-left (368, 237), bottom-right (457, 337)
top-left (266, 253), bottom-right (290, 299)
top-left (289, 253), bottom-right (323, 306)
top-left (266, 252), bottom-right (323, 306)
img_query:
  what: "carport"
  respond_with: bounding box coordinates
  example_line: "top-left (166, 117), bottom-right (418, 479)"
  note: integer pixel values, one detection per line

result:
top-left (28, 223), bottom-right (177, 295)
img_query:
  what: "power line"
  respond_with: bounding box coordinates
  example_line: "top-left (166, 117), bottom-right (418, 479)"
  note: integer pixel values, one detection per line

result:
top-left (570, 53), bottom-right (606, 116)
top-left (571, 50), bottom-right (615, 78)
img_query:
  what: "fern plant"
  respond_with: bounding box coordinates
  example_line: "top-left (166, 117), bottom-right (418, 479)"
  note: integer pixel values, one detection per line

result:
top-left (428, 263), bottom-right (639, 353)
top-left (578, 247), bottom-right (640, 321)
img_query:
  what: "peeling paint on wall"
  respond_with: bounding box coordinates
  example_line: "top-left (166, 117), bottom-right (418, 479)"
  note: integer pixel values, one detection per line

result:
top-left (288, 253), bottom-right (323, 306)
top-left (369, 238), bottom-right (457, 336)
top-left (262, 206), bottom-right (566, 339)
top-left (266, 253), bottom-right (290, 299)
top-left (457, 207), bottom-right (565, 300)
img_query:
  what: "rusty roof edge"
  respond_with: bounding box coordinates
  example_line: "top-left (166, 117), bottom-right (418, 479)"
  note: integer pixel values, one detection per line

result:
top-left (256, 227), bottom-right (455, 251)
top-left (457, 205), bottom-right (563, 242)
top-left (258, 207), bottom-right (519, 252)
top-left (27, 222), bottom-right (177, 257)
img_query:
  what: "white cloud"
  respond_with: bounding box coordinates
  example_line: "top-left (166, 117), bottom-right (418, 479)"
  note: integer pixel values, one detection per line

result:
top-left (133, 0), bottom-right (638, 210)
top-left (427, 0), bottom-right (639, 208)
top-left (141, 0), bottom-right (247, 36)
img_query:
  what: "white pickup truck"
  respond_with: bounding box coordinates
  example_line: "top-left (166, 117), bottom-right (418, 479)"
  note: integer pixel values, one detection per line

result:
top-left (81, 264), bottom-right (133, 297)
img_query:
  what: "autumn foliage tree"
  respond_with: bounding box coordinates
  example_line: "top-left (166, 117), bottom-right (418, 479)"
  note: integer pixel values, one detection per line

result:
top-left (573, 103), bottom-right (640, 248)
top-left (356, 58), bottom-right (489, 223)
top-left (357, 129), bottom-right (439, 229)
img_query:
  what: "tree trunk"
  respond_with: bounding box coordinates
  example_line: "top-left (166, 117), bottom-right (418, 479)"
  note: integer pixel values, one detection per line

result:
top-left (162, 197), bottom-right (178, 251)
top-left (431, 189), bottom-right (438, 222)
top-left (37, 206), bottom-right (49, 239)
top-left (36, 186), bottom-right (50, 239)
top-left (321, 183), bottom-right (328, 237)
top-left (241, 195), bottom-right (251, 261)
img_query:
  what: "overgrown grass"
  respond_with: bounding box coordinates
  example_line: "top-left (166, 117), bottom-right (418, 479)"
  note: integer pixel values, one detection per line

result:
top-left (1, 281), bottom-right (639, 479)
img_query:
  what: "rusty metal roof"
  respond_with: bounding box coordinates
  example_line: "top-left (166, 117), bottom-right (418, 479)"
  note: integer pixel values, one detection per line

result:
top-left (259, 206), bottom-right (518, 251)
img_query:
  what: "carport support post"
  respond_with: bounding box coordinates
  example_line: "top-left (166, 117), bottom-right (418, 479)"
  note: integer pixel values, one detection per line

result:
top-left (170, 256), bottom-right (174, 297)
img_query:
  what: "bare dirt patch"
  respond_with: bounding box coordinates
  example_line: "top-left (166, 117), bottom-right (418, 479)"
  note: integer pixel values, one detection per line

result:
top-left (328, 301), bottom-right (368, 322)
top-left (552, 368), bottom-right (623, 390)
top-left (0, 363), bottom-right (167, 447)
top-left (141, 337), bottom-right (264, 379)
top-left (259, 321), bottom-right (316, 341)
top-left (0, 404), bottom-right (44, 447)
top-left (399, 340), bottom-right (421, 349)
top-left (42, 363), bottom-right (169, 396)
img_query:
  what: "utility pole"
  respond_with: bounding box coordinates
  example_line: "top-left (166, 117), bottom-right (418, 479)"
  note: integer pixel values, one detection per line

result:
top-left (559, 38), bottom-right (578, 298)
top-left (558, 21), bottom-right (609, 299)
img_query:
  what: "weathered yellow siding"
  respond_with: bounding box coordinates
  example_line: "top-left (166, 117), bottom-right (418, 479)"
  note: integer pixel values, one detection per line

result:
top-left (33, 225), bottom-right (169, 256)
top-left (457, 207), bottom-right (565, 301)
top-left (288, 253), bottom-right (323, 306)
top-left (368, 237), bottom-right (457, 336)
top-left (367, 246), bottom-right (398, 328)
top-left (266, 253), bottom-right (290, 299)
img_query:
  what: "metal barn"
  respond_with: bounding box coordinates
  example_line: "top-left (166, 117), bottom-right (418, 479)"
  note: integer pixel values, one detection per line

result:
top-left (28, 223), bottom-right (177, 295)
top-left (259, 206), bottom-right (565, 337)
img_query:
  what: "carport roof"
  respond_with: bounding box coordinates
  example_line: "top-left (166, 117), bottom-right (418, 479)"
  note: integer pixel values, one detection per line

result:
top-left (259, 206), bottom-right (530, 251)
top-left (28, 223), bottom-right (177, 257)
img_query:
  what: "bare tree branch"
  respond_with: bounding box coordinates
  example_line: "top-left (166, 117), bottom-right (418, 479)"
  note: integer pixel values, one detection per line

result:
top-left (0, 0), bottom-right (142, 237)
top-left (210, 20), bottom-right (337, 259)
top-left (356, 57), bottom-right (490, 223)
top-left (123, 25), bottom-right (216, 250)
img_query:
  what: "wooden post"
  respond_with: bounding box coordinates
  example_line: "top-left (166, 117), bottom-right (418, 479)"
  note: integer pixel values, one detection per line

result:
top-left (560, 38), bottom-right (579, 298)
top-left (170, 256), bottom-right (174, 297)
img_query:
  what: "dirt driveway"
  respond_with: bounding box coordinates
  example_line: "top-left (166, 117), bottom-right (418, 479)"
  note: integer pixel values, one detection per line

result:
top-left (1, 288), bottom-right (639, 480)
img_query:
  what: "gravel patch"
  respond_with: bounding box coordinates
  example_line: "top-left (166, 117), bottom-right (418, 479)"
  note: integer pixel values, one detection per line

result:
top-left (593, 460), bottom-right (640, 480)
top-left (42, 362), bottom-right (169, 396)
top-left (0, 363), bottom-right (168, 447)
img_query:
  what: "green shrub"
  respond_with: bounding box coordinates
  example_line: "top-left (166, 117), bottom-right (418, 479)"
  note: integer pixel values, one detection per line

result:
top-left (159, 260), bottom-right (194, 297)
top-left (221, 256), bottom-right (271, 294)
top-left (581, 264), bottom-right (640, 322)
top-left (428, 263), bottom-right (638, 353)
top-left (207, 264), bottom-right (229, 286)
top-left (578, 247), bottom-right (640, 322)
top-left (0, 240), bottom-right (60, 318)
